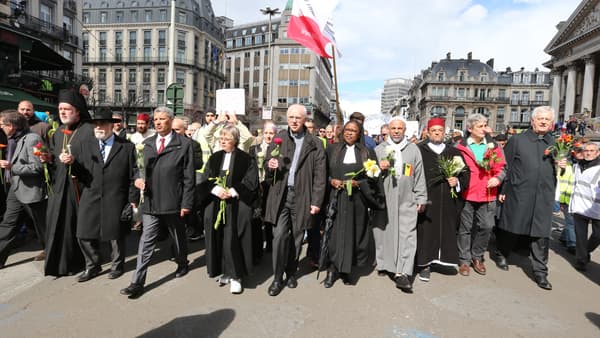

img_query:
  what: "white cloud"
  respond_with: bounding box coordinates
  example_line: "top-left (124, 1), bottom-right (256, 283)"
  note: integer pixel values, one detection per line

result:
top-left (212, 0), bottom-right (582, 115)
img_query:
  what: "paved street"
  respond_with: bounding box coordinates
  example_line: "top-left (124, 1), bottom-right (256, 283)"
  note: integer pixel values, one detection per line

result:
top-left (1, 215), bottom-right (599, 338)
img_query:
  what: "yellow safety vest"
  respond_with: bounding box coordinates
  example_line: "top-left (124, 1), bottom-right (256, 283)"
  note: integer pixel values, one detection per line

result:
top-left (558, 164), bottom-right (575, 205)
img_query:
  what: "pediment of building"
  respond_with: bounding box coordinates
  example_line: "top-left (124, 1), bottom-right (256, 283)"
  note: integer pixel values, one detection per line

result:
top-left (545, 0), bottom-right (600, 55)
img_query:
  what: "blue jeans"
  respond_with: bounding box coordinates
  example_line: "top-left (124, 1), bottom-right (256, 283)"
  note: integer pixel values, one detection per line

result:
top-left (560, 209), bottom-right (576, 248)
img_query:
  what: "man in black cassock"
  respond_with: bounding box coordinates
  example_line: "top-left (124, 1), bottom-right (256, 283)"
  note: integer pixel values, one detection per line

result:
top-left (416, 118), bottom-right (469, 282)
top-left (42, 89), bottom-right (93, 276)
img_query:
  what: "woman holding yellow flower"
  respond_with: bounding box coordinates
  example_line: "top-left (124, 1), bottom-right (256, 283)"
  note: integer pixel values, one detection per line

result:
top-left (323, 121), bottom-right (384, 288)
top-left (203, 125), bottom-right (259, 294)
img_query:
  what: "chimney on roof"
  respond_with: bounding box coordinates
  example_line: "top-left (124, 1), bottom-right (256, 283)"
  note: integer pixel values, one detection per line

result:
top-left (467, 52), bottom-right (472, 61)
top-left (506, 67), bottom-right (512, 73)
top-left (486, 58), bottom-right (494, 69)
top-left (446, 52), bottom-right (451, 60)
top-left (520, 67), bottom-right (525, 71)
top-left (431, 62), bottom-right (438, 68)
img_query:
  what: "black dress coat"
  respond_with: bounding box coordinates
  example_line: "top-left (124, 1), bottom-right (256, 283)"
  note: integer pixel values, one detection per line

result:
top-left (264, 129), bottom-right (327, 231)
top-left (74, 135), bottom-right (138, 241)
top-left (325, 142), bottom-right (383, 273)
top-left (45, 122), bottom-right (95, 276)
top-left (416, 142), bottom-right (469, 266)
top-left (500, 128), bottom-right (556, 238)
top-left (203, 149), bottom-right (259, 279)
top-left (140, 132), bottom-right (195, 215)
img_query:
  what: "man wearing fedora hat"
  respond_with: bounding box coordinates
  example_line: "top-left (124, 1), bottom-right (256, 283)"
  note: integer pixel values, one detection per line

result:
top-left (72, 107), bottom-right (138, 281)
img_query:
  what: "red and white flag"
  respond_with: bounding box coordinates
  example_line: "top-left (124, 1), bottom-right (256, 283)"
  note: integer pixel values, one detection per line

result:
top-left (287, 0), bottom-right (340, 59)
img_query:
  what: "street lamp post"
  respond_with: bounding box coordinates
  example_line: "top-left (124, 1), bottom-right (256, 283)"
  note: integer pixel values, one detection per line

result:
top-left (260, 6), bottom-right (280, 111)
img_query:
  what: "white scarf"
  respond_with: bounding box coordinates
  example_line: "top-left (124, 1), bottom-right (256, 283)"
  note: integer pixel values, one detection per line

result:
top-left (388, 137), bottom-right (409, 174)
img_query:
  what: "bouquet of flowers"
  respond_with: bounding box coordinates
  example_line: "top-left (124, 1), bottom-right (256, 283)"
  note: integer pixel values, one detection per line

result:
top-left (270, 137), bottom-right (283, 184)
top-left (0, 143), bottom-right (6, 185)
top-left (343, 159), bottom-right (381, 196)
top-left (135, 143), bottom-right (145, 204)
top-left (384, 146), bottom-right (396, 177)
top-left (478, 143), bottom-right (500, 173)
top-left (437, 156), bottom-right (465, 198)
top-left (33, 142), bottom-right (52, 195)
top-left (209, 170), bottom-right (229, 230)
top-left (544, 133), bottom-right (573, 175)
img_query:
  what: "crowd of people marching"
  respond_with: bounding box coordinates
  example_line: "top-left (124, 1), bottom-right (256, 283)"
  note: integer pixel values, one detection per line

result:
top-left (0, 88), bottom-right (599, 299)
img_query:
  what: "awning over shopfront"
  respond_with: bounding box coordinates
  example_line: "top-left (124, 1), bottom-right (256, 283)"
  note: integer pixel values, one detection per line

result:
top-left (0, 25), bottom-right (72, 71)
top-left (0, 86), bottom-right (57, 114)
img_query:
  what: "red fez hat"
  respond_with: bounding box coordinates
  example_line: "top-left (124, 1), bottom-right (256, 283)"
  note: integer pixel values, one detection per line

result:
top-left (427, 117), bottom-right (445, 129)
top-left (137, 113), bottom-right (150, 122)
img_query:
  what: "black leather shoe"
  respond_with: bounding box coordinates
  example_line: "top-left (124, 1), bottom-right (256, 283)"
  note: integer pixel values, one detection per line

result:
top-left (324, 270), bottom-right (338, 288)
top-left (108, 270), bottom-right (124, 280)
top-left (77, 266), bottom-right (101, 282)
top-left (174, 264), bottom-right (189, 278)
top-left (120, 283), bottom-right (144, 299)
top-left (268, 280), bottom-right (284, 296)
top-left (495, 254), bottom-right (509, 271)
top-left (286, 275), bottom-right (298, 289)
top-left (395, 274), bottom-right (412, 292)
top-left (534, 275), bottom-right (552, 290)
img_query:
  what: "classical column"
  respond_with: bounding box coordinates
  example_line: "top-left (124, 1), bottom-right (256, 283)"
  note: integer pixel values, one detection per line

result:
top-left (564, 63), bottom-right (577, 121)
top-left (581, 56), bottom-right (595, 115)
top-left (550, 69), bottom-right (562, 116)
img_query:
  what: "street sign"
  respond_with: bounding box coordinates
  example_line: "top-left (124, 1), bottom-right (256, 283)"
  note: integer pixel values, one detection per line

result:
top-left (166, 83), bottom-right (184, 115)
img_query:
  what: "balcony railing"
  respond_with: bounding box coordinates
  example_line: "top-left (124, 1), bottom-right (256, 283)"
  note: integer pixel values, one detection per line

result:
top-left (17, 15), bottom-right (79, 47)
top-left (426, 96), bottom-right (513, 103)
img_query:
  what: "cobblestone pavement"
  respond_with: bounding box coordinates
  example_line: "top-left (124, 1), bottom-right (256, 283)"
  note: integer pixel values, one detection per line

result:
top-left (0, 214), bottom-right (599, 338)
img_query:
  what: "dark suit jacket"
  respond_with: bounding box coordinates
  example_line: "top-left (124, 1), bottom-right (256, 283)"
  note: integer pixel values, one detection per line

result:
top-left (141, 131), bottom-right (195, 215)
top-left (9, 131), bottom-right (45, 204)
top-left (74, 135), bottom-right (138, 240)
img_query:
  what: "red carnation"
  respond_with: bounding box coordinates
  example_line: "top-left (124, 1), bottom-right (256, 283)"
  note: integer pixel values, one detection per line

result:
top-left (544, 148), bottom-right (551, 156)
top-left (35, 142), bottom-right (43, 148)
top-left (274, 137), bottom-right (282, 145)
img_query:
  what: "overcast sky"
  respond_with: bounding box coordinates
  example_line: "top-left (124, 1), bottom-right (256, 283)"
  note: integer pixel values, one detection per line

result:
top-left (212, 0), bottom-right (582, 116)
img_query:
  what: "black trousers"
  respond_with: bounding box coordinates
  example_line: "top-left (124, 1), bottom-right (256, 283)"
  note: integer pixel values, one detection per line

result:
top-left (496, 228), bottom-right (549, 277)
top-left (272, 189), bottom-right (304, 280)
top-left (78, 237), bottom-right (125, 272)
top-left (0, 189), bottom-right (46, 266)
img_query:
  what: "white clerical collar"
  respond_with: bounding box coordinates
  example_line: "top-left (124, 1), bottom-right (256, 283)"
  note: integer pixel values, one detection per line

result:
top-left (427, 142), bottom-right (446, 154)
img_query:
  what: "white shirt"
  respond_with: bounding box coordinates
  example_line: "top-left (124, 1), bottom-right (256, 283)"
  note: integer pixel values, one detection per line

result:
top-left (99, 134), bottom-right (115, 162)
top-left (155, 131), bottom-right (174, 151)
top-left (343, 144), bottom-right (357, 164)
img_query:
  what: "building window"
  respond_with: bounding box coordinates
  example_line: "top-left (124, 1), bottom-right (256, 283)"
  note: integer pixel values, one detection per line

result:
top-left (115, 69), bottom-right (122, 83)
top-left (158, 30), bottom-right (166, 45)
top-left (510, 109), bottom-right (519, 122)
top-left (497, 107), bottom-right (505, 120)
top-left (226, 39), bottom-right (233, 48)
top-left (498, 89), bottom-right (506, 99)
top-left (145, 10), bottom-right (152, 22)
top-left (40, 4), bottom-right (53, 23)
top-left (83, 12), bottom-right (90, 24)
top-left (158, 47), bottom-right (166, 60)
top-left (159, 9), bottom-right (167, 21)
top-left (176, 69), bottom-right (185, 84)
top-left (437, 73), bottom-right (444, 81)
top-left (245, 36), bottom-right (252, 46)
top-left (116, 11), bottom-right (123, 23)
top-left (98, 89), bottom-right (106, 102)
top-left (100, 11), bottom-right (107, 23)
top-left (157, 90), bottom-right (164, 104)
top-left (157, 69), bottom-right (165, 83)
top-left (63, 50), bottom-right (72, 61)
top-left (144, 47), bottom-right (151, 61)
top-left (115, 31), bottom-right (123, 46)
top-left (128, 90), bottom-right (136, 103)
top-left (129, 69), bottom-right (137, 83)
top-left (459, 71), bottom-right (465, 82)
top-left (129, 31), bottom-right (137, 46)
top-left (455, 106), bottom-right (465, 117)
top-left (98, 69), bottom-right (106, 84)
top-left (255, 35), bottom-right (263, 44)
top-left (431, 106), bottom-right (445, 116)
top-left (99, 47), bottom-right (107, 61)
top-left (480, 73), bottom-right (488, 82)
top-left (143, 30), bottom-right (151, 45)
top-left (116, 47), bottom-right (123, 61)
top-left (535, 91), bottom-right (544, 102)
top-left (131, 10), bottom-right (138, 22)
top-left (99, 32), bottom-right (107, 47)
top-left (143, 90), bottom-right (150, 103)
top-left (511, 91), bottom-right (519, 105)
top-left (114, 90), bottom-right (122, 103)
top-left (235, 38), bottom-right (242, 47)
top-left (178, 11), bottom-right (186, 24)
top-left (521, 92), bottom-right (529, 105)
top-left (143, 69), bottom-right (151, 83)
top-left (63, 16), bottom-right (73, 32)
top-left (536, 73), bottom-right (545, 84)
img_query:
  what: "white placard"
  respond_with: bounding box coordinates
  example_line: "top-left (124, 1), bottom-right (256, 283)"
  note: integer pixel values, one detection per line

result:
top-left (405, 121), bottom-right (420, 139)
top-left (216, 89), bottom-right (245, 115)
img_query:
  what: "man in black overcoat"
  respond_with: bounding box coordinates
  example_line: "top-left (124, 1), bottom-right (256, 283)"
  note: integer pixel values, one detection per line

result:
top-left (73, 108), bottom-right (138, 282)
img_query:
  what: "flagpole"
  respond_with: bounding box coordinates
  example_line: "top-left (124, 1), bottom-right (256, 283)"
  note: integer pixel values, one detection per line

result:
top-left (331, 45), bottom-right (343, 124)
